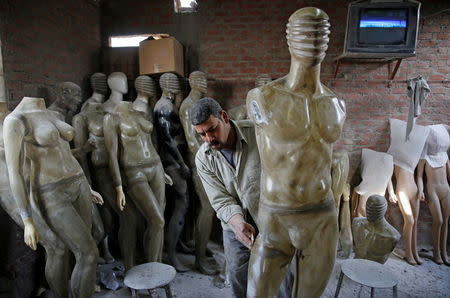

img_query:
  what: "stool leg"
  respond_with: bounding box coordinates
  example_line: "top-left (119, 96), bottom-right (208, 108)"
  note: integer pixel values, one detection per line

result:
top-left (393, 285), bottom-right (398, 298)
top-left (334, 271), bottom-right (344, 298)
top-left (131, 288), bottom-right (138, 298)
top-left (370, 287), bottom-right (374, 298)
top-left (164, 284), bottom-right (173, 298)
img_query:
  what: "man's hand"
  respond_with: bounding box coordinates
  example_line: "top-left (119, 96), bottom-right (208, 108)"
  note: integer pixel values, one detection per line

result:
top-left (228, 214), bottom-right (256, 249)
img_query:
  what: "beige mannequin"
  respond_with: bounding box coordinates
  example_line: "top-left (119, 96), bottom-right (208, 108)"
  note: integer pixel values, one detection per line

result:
top-left (331, 151), bottom-right (352, 258)
top-left (246, 8), bottom-right (345, 297)
top-left (416, 124), bottom-right (450, 265)
top-left (387, 118), bottom-right (430, 265)
top-left (81, 72), bottom-right (108, 112)
top-left (179, 71), bottom-right (219, 274)
top-left (73, 102), bottom-right (140, 269)
top-left (3, 97), bottom-right (103, 298)
top-left (104, 101), bottom-right (166, 263)
top-left (103, 72), bottom-right (127, 113)
top-left (353, 149), bottom-right (397, 217)
top-left (48, 82), bottom-right (82, 123)
top-left (352, 195), bottom-right (401, 264)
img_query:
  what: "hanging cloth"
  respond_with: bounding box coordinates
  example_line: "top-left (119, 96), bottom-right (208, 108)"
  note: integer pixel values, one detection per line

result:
top-left (405, 75), bottom-right (430, 141)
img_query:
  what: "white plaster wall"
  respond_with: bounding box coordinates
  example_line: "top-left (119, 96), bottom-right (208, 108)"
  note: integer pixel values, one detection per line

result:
top-left (0, 38), bottom-right (5, 102)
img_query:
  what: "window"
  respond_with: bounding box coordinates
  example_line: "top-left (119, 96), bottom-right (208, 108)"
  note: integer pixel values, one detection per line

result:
top-left (109, 34), bottom-right (170, 47)
top-left (174, 0), bottom-right (198, 13)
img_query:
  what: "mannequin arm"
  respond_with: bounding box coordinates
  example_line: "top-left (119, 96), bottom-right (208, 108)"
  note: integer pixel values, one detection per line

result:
top-left (103, 113), bottom-right (126, 210)
top-left (3, 116), bottom-right (38, 249)
top-left (72, 114), bottom-right (92, 184)
top-left (387, 178), bottom-right (397, 203)
top-left (447, 159), bottom-right (450, 183)
top-left (416, 159), bottom-right (426, 201)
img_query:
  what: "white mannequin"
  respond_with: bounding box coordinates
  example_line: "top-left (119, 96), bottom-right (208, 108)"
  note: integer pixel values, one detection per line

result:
top-left (81, 72), bottom-right (108, 112)
top-left (103, 72), bottom-right (128, 113)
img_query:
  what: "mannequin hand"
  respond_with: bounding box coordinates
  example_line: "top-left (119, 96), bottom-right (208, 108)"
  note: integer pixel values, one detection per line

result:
top-left (89, 187), bottom-right (103, 205)
top-left (82, 138), bottom-right (97, 153)
top-left (389, 193), bottom-right (398, 204)
top-left (23, 217), bottom-right (38, 250)
top-left (164, 173), bottom-right (173, 186)
top-left (417, 190), bottom-right (425, 202)
top-left (115, 186), bottom-right (126, 211)
top-left (229, 214), bottom-right (256, 249)
top-left (180, 163), bottom-right (191, 178)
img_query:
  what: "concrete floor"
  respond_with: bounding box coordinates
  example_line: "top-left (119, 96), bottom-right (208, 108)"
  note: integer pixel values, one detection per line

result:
top-left (94, 244), bottom-right (450, 298)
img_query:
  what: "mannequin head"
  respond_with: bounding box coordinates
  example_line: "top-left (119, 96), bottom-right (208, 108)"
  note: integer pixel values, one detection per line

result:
top-left (135, 75), bottom-right (156, 97)
top-left (255, 74), bottom-right (272, 88)
top-left (286, 7), bottom-right (330, 66)
top-left (57, 82), bottom-right (82, 113)
top-left (366, 195), bottom-right (387, 222)
top-left (90, 73), bottom-right (108, 95)
top-left (108, 72), bottom-right (128, 94)
top-left (189, 71), bottom-right (207, 94)
top-left (159, 73), bottom-right (180, 99)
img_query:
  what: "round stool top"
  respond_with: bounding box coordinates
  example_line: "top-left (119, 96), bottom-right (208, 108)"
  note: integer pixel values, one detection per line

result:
top-left (341, 259), bottom-right (398, 288)
top-left (124, 262), bottom-right (176, 290)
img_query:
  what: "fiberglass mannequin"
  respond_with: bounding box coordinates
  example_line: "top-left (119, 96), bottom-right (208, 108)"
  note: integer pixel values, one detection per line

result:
top-left (103, 72), bottom-right (127, 114)
top-left (80, 72), bottom-right (108, 112)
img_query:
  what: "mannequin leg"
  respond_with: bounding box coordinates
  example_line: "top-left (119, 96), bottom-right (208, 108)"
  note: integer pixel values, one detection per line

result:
top-left (356, 195), bottom-right (368, 217)
top-left (148, 167), bottom-right (167, 261)
top-left (427, 190), bottom-right (444, 264)
top-left (44, 245), bottom-right (71, 298)
top-left (439, 192), bottom-right (450, 265)
top-left (410, 196), bottom-right (422, 264)
top-left (397, 191), bottom-right (416, 265)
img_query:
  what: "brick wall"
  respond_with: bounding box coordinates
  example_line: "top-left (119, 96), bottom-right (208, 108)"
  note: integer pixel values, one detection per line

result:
top-left (0, 0), bottom-right (102, 109)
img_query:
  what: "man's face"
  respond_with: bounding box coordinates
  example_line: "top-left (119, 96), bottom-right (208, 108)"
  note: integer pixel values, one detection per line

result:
top-left (194, 111), bottom-right (230, 150)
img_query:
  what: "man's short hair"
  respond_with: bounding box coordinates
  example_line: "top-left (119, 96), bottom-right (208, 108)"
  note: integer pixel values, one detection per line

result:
top-left (190, 97), bottom-right (223, 125)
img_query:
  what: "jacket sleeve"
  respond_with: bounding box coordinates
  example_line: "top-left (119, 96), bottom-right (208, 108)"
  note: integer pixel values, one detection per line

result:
top-left (195, 153), bottom-right (243, 224)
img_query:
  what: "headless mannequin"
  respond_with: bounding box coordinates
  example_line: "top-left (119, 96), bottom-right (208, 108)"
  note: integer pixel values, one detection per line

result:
top-left (331, 151), bottom-right (352, 258)
top-left (4, 97), bottom-right (102, 298)
top-left (154, 72), bottom-right (191, 272)
top-left (104, 101), bottom-right (166, 263)
top-left (103, 72), bottom-right (127, 114)
top-left (179, 71), bottom-right (219, 275)
top-left (246, 8), bottom-right (345, 297)
top-left (81, 72), bottom-right (108, 112)
top-left (416, 124), bottom-right (450, 265)
top-left (73, 102), bottom-right (139, 269)
top-left (352, 195), bottom-right (401, 264)
top-left (133, 75), bottom-right (159, 151)
top-left (48, 82), bottom-right (82, 123)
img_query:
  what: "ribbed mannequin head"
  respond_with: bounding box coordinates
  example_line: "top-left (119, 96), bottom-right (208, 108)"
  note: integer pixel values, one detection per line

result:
top-left (255, 74), bottom-right (272, 88)
top-left (286, 7), bottom-right (330, 65)
top-left (107, 72), bottom-right (128, 94)
top-left (189, 71), bottom-right (207, 93)
top-left (366, 195), bottom-right (387, 222)
top-left (90, 73), bottom-right (108, 95)
top-left (135, 75), bottom-right (156, 97)
top-left (159, 73), bottom-right (180, 94)
top-left (58, 82), bottom-right (82, 112)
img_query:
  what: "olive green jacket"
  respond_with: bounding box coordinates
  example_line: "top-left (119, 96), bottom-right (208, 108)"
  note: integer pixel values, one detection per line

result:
top-left (195, 120), bottom-right (261, 231)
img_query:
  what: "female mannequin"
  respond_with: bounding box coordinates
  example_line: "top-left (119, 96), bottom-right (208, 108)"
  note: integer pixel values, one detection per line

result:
top-left (103, 72), bottom-right (127, 113)
top-left (416, 124), bottom-right (450, 265)
top-left (81, 72), bottom-right (108, 112)
top-left (154, 72), bottom-right (191, 271)
top-left (387, 118), bottom-right (430, 265)
top-left (104, 101), bottom-right (166, 262)
top-left (3, 97), bottom-right (102, 298)
top-left (246, 8), bottom-right (345, 297)
top-left (73, 102), bottom-right (137, 269)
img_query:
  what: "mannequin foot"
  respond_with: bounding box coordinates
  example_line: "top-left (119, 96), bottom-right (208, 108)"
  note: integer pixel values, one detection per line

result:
top-left (405, 256), bottom-right (417, 265)
top-left (169, 255), bottom-right (190, 272)
top-left (206, 247), bottom-right (214, 257)
top-left (433, 255), bottom-right (443, 265)
top-left (98, 256), bottom-right (106, 265)
top-left (196, 258), bottom-right (220, 275)
top-left (103, 252), bottom-right (115, 264)
top-left (413, 255), bottom-right (423, 265)
top-left (178, 240), bottom-right (195, 254)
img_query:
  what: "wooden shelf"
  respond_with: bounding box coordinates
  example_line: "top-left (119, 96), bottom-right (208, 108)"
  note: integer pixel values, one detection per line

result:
top-left (333, 53), bottom-right (415, 80)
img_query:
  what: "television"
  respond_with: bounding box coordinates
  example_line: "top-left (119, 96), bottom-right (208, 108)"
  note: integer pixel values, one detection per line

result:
top-left (343, 0), bottom-right (421, 57)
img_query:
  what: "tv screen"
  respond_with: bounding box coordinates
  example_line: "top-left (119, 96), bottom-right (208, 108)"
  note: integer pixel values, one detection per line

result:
top-left (359, 8), bottom-right (408, 45)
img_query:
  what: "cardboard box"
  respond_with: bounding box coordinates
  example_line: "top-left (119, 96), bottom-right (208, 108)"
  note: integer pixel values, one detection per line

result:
top-left (139, 37), bottom-right (184, 77)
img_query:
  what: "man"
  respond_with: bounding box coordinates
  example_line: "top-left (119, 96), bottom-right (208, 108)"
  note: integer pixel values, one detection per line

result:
top-left (192, 98), bottom-right (292, 298)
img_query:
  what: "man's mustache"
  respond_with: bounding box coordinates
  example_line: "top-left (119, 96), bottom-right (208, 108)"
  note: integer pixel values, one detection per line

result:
top-left (208, 140), bottom-right (220, 147)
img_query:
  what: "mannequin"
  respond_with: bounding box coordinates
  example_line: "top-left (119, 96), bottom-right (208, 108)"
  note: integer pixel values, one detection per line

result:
top-left (387, 118), bottom-right (430, 265)
top-left (246, 8), bottom-right (345, 297)
top-left (133, 75), bottom-right (159, 151)
top-left (103, 72), bottom-right (127, 113)
top-left (81, 72), bottom-right (108, 112)
top-left (353, 149), bottom-right (397, 217)
top-left (72, 102), bottom-right (139, 269)
top-left (154, 72), bottom-right (191, 271)
top-left (228, 74), bottom-right (272, 121)
top-left (331, 151), bottom-right (352, 258)
top-left (104, 101), bottom-right (166, 263)
top-left (179, 71), bottom-right (219, 275)
top-left (3, 97), bottom-right (102, 298)
top-left (48, 81), bottom-right (82, 123)
top-left (416, 124), bottom-right (450, 265)
top-left (352, 195), bottom-right (401, 264)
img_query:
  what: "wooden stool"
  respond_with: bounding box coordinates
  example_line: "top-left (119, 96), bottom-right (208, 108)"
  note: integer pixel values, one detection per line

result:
top-left (334, 259), bottom-right (398, 298)
top-left (124, 262), bottom-right (176, 298)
